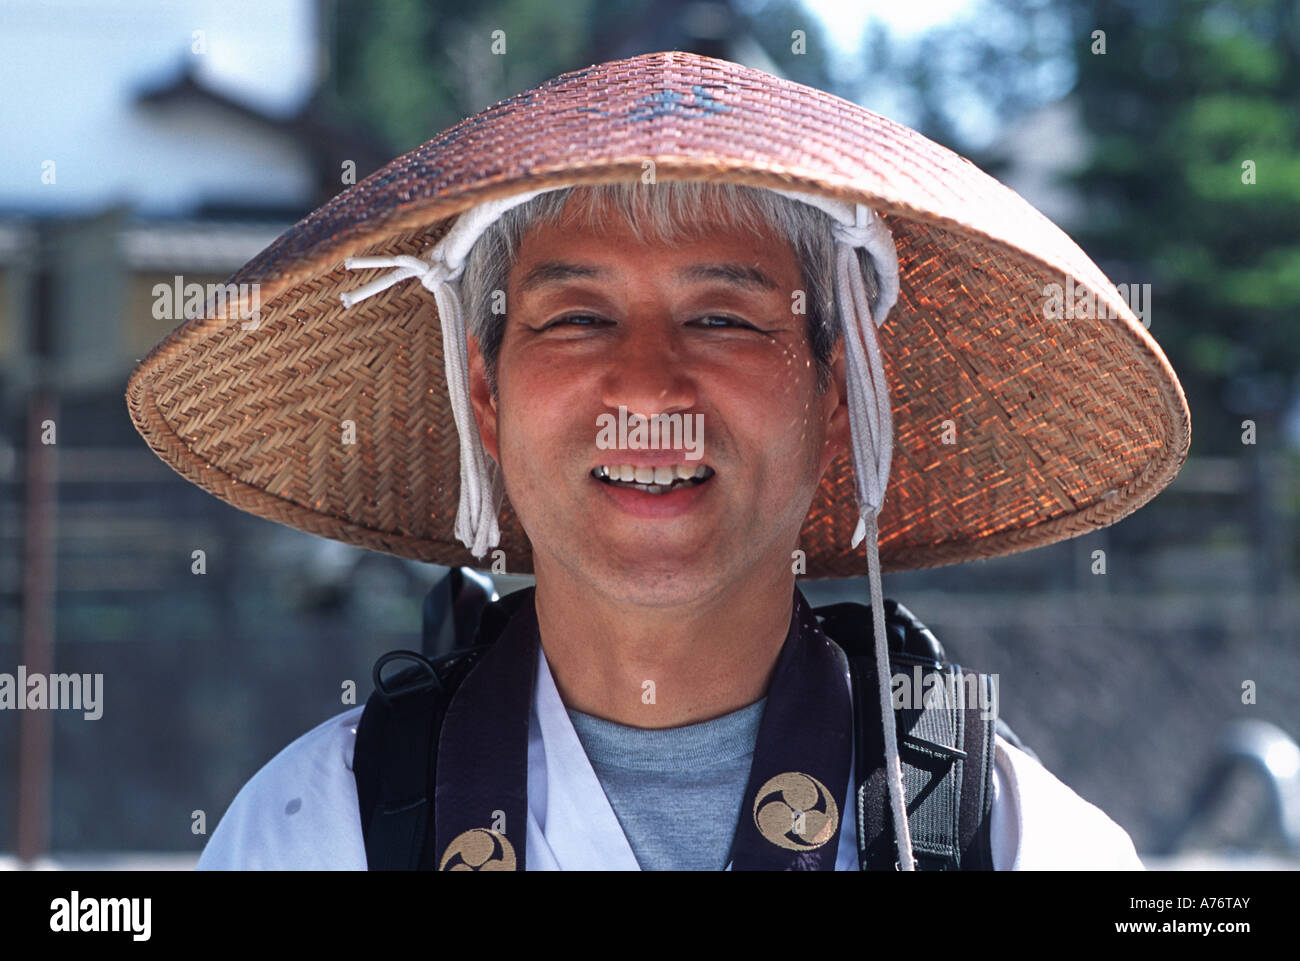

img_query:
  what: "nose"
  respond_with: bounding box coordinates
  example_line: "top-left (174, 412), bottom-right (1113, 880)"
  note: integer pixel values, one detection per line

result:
top-left (599, 319), bottom-right (697, 419)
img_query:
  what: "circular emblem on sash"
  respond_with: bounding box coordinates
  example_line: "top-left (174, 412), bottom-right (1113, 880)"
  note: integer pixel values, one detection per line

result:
top-left (753, 772), bottom-right (839, 850)
top-left (439, 828), bottom-right (517, 871)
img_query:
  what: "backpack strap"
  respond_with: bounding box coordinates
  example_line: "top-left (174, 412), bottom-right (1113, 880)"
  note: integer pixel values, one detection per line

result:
top-left (355, 587), bottom-right (533, 870)
top-left (353, 647), bottom-right (486, 870)
top-left (421, 567), bottom-right (495, 658)
top-left (815, 600), bottom-right (997, 870)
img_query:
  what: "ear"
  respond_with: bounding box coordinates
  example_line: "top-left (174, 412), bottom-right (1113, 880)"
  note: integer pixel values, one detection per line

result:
top-left (466, 332), bottom-right (500, 463)
top-left (818, 337), bottom-right (850, 477)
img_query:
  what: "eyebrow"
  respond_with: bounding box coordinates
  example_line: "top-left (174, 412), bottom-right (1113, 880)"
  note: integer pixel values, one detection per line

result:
top-left (516, 260), bottom-right (780, 294)
top-left (678, 262), bottom-right (779, 291)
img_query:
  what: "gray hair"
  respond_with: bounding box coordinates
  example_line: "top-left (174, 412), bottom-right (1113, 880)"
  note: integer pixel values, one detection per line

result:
top-left (461, 181), bottom-right (880, 397)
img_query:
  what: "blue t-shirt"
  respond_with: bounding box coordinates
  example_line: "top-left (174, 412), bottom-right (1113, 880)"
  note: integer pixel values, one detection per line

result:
top-left (566, 698), bottom-right (766, 870)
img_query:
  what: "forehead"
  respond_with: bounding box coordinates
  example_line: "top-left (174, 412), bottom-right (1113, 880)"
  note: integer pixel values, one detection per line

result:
top-left (507, 191), bottom-right (803, 291)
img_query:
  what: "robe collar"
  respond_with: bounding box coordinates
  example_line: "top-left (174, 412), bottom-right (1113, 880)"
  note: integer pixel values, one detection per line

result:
top-left (434, 587), bottom-right (858, 871)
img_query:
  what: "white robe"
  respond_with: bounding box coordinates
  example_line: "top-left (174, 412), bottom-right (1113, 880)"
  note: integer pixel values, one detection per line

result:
top-left (197, 641), bottom-right (1144, 870)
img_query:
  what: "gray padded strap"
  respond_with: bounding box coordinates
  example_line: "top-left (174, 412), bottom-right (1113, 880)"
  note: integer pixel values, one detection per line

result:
top-left (896, 664), bottom-right (966, 868)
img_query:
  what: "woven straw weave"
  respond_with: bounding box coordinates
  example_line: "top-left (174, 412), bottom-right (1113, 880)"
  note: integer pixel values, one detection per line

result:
top-left (125, 51), bottom-right (1190, 577)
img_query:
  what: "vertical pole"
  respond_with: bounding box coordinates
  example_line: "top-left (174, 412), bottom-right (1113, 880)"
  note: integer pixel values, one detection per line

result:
top-left (15, 225), bottom-right (57, 863)
top-left (16, 390), bottom-right (57, 862)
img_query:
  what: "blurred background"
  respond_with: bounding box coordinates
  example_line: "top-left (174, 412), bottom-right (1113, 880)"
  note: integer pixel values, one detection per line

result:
top-left (1, 0), bottom-right (1297, 869)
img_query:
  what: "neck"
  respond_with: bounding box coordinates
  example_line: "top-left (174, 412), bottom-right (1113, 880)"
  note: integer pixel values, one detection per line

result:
top-left (531, 562), bottom-right (796, 729)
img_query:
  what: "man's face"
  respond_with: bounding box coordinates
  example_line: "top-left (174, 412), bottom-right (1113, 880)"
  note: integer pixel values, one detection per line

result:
top-left (468, 191), bottom-right (848, 607)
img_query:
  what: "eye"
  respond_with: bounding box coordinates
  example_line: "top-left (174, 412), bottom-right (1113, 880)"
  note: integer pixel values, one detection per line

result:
top-left (692, 315), bottom-right (760, 330)
top-left (537, 313), bottom-right (764, 332)
top-left (541, 314), bottom-right (609, 330)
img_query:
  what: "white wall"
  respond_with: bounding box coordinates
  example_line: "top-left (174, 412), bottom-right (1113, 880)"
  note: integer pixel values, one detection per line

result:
top-left (0, 0), bottom-right (319, 215)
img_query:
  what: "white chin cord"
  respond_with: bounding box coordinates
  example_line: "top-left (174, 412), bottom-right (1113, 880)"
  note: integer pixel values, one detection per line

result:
top-left (337, 183), bottom-right (914, 871)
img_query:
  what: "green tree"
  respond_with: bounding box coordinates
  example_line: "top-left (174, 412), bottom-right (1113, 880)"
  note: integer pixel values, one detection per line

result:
top-left (1067, 0), bottom-right (1300, 451)
top-left (887, 0), bottom-right (1300, 455)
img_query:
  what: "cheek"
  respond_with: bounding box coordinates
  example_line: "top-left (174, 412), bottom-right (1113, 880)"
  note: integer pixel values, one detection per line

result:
top-left (721, 380), bottom-right (828, 482)
top-left (493, 353), bottom-right (593, 465)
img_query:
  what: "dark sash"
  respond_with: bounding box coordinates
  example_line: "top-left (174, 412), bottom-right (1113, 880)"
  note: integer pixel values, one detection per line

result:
top-left (433, 589), bottom-right (853, 871)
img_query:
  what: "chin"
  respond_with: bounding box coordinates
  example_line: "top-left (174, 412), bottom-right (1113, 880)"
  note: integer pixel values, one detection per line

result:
top-left (557, 540), bottom-right (733, 607)
top-left (588, 567), bottom-right (725, 608)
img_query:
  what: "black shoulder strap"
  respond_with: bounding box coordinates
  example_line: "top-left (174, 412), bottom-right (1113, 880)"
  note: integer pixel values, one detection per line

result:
top-left (353, 647), bottom-right (484, 870)
top-left (815, 600), bottom-right (997, 870)
top-left (354, 587), bottom-right (532, 871)
top-left (421, 567), bottom-right (495, 658)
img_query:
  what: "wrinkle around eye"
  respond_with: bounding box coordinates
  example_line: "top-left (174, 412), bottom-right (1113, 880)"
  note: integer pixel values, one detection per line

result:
top-left (522, 314), bottom-right (613, 332)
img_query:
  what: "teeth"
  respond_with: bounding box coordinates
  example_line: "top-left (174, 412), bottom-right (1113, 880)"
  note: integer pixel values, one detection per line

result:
top-left (594, 464), bottom-right (715, 493)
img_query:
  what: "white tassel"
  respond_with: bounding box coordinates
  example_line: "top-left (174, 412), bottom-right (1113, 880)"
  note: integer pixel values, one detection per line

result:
top-left (826, 202), bottom-right (914, 872)
top-left (335, 186), bottom-right (566, 557)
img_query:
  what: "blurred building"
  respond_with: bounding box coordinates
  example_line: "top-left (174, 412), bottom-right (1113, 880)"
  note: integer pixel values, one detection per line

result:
top-left (0, 0), bottom-right (398, 861)
top-left (0, 0), bottom-right (397, 595)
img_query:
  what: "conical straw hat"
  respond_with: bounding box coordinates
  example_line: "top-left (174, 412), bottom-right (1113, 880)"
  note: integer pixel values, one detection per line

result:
top-left (125, 50), bottom-right (1189, 578)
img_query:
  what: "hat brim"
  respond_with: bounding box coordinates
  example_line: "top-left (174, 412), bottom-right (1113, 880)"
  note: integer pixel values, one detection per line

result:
top-left (125, 51), bottom-right (1190, 578)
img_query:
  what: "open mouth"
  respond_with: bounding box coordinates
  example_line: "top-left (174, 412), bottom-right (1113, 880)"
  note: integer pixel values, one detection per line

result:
top-left (591, 463), bottom-right (715, 495)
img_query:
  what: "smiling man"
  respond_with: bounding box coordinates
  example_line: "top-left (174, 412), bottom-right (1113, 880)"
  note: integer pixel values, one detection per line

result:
top-left (466, 185), bottom-right (841, 730)
top-left (127, 52), bottom-right (1190, 871)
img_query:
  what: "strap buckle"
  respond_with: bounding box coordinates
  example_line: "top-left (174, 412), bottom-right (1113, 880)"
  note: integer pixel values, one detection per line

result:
top-left (372, 649), bottom-right (442, 704)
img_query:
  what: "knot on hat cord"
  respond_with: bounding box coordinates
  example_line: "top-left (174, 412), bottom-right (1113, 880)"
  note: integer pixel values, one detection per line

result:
top-left (768, 191), bottom-right (913, 871)
top-left (342, 245), bottom-right (503, 556)
top-left (336, 187), bottom-right (563, 558)
top-left (829, 203), bottom-right (915, 874)
top-left (338, 187), bottom-right (915, 872)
